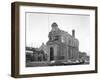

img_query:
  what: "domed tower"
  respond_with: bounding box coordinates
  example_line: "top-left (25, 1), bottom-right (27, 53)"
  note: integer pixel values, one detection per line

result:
top-left (46, 22), bottom-right (62, 62)
top-left (48, 22), bottom-right (61, 41)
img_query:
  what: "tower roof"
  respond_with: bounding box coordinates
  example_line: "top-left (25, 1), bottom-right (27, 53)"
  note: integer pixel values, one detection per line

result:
top-left (51, 22), bottom-right (58, 28)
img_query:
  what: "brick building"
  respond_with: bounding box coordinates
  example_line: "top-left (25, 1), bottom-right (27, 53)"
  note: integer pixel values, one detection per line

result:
top-left (46, 22), bottom-right (79, 62)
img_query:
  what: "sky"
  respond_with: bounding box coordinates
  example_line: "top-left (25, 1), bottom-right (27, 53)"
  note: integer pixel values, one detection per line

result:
top-left (26, 12), bottom-right (90, 55)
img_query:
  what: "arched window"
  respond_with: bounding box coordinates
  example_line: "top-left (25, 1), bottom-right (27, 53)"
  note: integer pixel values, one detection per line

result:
top-left (49, 36), bottom-right (52, 40)
top-left (54, 35), bottom-right (59, 40)
top-left (50, 47), bottom-right (54, 61)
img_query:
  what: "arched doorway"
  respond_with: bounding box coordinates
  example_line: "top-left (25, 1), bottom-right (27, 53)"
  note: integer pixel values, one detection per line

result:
top-left (50, 47), bottom-right (54, 61)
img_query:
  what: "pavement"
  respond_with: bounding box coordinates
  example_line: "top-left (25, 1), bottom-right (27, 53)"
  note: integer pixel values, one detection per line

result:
top-left (26, 61), bottom-right (50, 67)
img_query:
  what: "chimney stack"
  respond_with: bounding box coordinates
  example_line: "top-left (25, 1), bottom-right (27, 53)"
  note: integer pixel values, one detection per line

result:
top-left (72, 29), bottom-right (75, 37)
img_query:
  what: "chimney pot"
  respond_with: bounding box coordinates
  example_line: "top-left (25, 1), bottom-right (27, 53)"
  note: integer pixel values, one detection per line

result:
top-left (72, 29), bottom-right (75, 37)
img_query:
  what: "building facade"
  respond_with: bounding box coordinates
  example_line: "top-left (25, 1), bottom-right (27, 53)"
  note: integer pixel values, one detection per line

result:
top-left (46, 22), bottom-right (79, 62)
top-left (26, 47), bottom-right (47, 62)
top-left (79, 51), bottom-right (90, 64)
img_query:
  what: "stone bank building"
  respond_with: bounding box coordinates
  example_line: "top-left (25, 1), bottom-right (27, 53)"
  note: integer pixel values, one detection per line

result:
top-left (46, 22), bottom-right (79, 62)
top-left (26, 22), bottom-right (89, 66)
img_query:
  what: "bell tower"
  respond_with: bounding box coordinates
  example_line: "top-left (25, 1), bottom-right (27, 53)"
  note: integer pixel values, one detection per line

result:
top-left (47, 22), bottom-right (61, 62)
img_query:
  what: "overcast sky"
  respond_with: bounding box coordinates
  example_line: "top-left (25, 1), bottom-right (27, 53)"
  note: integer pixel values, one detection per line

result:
top-left (26, 12), bottom-right (90, 55)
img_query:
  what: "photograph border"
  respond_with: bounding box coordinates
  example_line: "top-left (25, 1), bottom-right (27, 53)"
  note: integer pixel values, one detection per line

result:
top-left (11, 2), bottom-right (98, 78)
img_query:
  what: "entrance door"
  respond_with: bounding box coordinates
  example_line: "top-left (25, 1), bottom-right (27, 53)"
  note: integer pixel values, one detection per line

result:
top-left (50, 47), bottom-right (54, 61)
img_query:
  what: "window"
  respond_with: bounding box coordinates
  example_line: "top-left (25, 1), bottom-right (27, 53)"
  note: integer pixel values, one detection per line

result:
top-left (54, 35), bottom-right (59, 40)
top-left (49, 36), bottom-right (52, 40)
top-left (61, 37), bottom-right (64, 43)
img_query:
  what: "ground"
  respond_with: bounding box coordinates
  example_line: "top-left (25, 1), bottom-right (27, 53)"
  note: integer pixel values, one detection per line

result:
top-left (26, 61), bottom-right (50, 67)
top-left (26, 60), bottom-right (89, 67)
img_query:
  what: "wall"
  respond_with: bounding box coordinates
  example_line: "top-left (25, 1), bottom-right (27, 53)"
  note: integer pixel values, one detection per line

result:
top-left (0, 0), bottom-right (100, 80)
